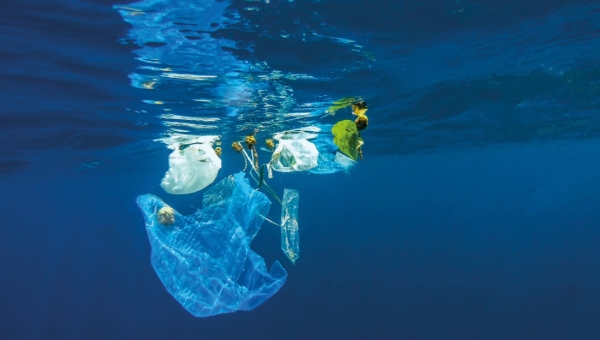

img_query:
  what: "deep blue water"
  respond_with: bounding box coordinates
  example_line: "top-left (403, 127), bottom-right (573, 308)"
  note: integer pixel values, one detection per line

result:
top-left (2, 0), bottom-right (600, 339)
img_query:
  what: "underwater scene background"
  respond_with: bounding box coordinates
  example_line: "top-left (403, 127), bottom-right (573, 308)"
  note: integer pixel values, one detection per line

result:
top-left (1, 0), bottom-right (600, 338)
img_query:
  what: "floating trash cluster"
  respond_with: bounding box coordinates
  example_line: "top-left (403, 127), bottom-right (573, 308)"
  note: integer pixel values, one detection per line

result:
top-left (116, 0), bottom-right (371, 317)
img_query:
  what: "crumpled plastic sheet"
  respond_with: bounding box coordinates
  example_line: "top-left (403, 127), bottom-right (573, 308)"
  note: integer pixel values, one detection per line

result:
top-left (270, 139), bottom-right (319, 172)
top-left (137, 172), bottom-right (287, 317)
top-left (160, 142), bottom-right (221, 195)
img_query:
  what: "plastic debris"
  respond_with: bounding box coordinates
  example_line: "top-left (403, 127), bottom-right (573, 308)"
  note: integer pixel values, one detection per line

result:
top-left (245, 134), bottom-right (260, 170)
top-left (281, 189), bottom-right (300, 264)
top-left (334, 152), bottom-right (355, 169)
top-left (270, 139), bottom-right (319, 172)
top-left (332, 120), bottom-right (363, 161)
top-left (137, 172), bottom-right (287, 317)
top-left (160, 143), bottom-right (221, 194)
top-left (309, 137), bottom-right (356, 174)
top-left (202, 175), bottom-right (235, 207)
top-left (309, 152), bottom-right (354, 174)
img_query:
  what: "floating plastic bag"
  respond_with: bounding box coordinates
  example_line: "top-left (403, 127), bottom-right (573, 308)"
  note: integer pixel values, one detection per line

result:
top-left (137, 172), bottom-right (287, 317)
top-left (270, 139), bottom-right (319, 172)
top-left (281, 189), bottom-right (300, 264)
top-left (332, 120), bottom-right (363, 161)
top-left (160, 143), bottom-right (221, 194)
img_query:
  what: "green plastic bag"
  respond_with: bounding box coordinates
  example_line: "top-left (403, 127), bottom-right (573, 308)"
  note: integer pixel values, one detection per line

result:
top-left (332, 120), bottom-right (363, 161)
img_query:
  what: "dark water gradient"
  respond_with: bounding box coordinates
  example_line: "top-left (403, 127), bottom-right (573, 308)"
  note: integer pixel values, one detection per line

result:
top-left (0, 0), bottom-right (157, 172)
top-left (2, 141), bottom-right (600, 339)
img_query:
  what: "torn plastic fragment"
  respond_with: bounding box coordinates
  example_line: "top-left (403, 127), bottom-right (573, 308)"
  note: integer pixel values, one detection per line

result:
top-left (270, 139), bottom-right (319, 172)
top-left (281, 189), bottom-right (300, 264)
top-left (137, 172), bottom-right (287, 317)
top-left (309, 137), bottom-right (356, 174)
top-left (160, 143), bottom-right (221, 194)
top-left (334, 152), bottom-right (355, 169)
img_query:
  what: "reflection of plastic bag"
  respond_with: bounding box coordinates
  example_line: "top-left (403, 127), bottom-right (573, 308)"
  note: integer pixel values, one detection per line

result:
top-left (137, 172), bottom-right (287, 318)
top-left (160, 143), bottom-right (221, 194)
top-left (270, 139), bottom-right (319, 172)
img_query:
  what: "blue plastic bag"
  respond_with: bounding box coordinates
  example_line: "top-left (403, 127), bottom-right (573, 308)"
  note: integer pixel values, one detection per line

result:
top-left (137, 172), bottom-right (287, 317)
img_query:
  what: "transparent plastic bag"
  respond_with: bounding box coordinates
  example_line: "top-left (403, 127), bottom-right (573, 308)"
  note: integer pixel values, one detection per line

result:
top-left (270, 139), bottom-right (319, 172)
top-left (137, 172), bottom-right (287, 317)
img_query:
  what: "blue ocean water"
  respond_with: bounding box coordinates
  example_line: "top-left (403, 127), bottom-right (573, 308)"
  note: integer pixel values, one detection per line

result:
top-left (2, 0), bottom-right (600, 338)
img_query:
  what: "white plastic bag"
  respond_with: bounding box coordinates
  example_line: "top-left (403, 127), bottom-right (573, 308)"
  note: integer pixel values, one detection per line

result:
top-left (160, 143), bottom-right (222, 194)
top-left (270, 139), bottom-right (319, 172)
